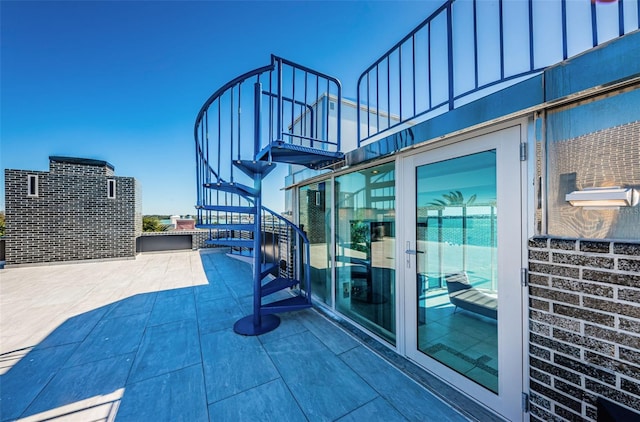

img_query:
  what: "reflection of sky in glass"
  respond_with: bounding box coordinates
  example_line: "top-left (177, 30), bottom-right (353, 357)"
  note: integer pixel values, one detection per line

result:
top-left (547, 88), bottom-right (640, 141)
top-left (336, 162), bottom-right (395, 207)
top-left (417, 150), bottom-right (496, 207)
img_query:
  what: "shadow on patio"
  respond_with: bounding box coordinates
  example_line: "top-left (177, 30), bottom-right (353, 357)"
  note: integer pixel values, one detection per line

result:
top-left (1, 250), bottom-right (470, 421)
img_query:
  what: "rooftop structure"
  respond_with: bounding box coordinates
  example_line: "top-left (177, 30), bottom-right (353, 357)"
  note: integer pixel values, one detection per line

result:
top-left (3, 156), bottom-right (142, 266)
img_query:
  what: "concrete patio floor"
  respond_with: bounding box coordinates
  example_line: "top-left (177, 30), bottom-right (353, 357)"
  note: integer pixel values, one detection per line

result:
top-left (1, 249), bottom-right (475, 421)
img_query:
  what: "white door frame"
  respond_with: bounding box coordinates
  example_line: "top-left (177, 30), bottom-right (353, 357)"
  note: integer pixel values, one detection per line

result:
top-left (397, 122), bottom-right (527, 421)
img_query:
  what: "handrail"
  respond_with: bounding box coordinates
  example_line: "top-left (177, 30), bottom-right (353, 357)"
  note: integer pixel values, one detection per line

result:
top-left (194, 64), bottom-right (275, 141)
top-left (261, 205), bottom-right (311, 297)
top-left (194, 54), bottom-right (343, 210)
top-left (357, 0), bottom-right (640, 146)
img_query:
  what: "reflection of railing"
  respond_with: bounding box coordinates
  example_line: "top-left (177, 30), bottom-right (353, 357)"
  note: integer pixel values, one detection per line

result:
top-left (357, 0), bottom-right (640, 145)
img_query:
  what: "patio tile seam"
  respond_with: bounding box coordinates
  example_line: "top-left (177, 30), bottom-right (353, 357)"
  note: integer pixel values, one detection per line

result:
top-left (204, 375), bottom-right (285, 406)
top-left (192, 286), bottom-right (222, 417)
top-left (192, 287), bottom-right (207, 369)
top-left (123, 361), bottom-right (202, 388)
top-left (145, 315), bottom-right (198, 329)
top-left (333, 395), bottom-right (393, 422)
top-left (256, 328), bottom-right (311, 346)
top-left (120, 313), bottom-right (152, 388)
top-left (13, 352), bottom-right (76, 421)
top-left (274, 377), bottom-right (312, 422)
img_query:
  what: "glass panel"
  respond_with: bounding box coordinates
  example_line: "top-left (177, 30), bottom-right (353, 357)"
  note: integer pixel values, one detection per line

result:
top-left (416, 150), bottom-right (498, 392)
top-left (299, 182), bottom-right (332, 304)
top-left (546, 88), bottom-right (640, 240)
top-left (335, 162), bottom-right (396, 344)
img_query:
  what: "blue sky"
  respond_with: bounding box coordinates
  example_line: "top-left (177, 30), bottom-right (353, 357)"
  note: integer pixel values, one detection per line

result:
top-left (1, 0), bottom-right (440, 215)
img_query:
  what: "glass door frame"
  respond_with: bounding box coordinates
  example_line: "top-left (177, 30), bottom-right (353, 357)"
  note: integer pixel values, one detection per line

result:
top-left (399, 123), bottom-right (527, 421)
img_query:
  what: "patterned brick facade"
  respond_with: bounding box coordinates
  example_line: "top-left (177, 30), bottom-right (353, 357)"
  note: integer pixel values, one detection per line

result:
top-left (528, 236), bottom-right (640, 421)
top-left (4, 157), bottom-right (141, 266)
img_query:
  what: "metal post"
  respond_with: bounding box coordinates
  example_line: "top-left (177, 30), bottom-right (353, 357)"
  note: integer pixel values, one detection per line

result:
top-left (252, 173), bottom-right (263, 328)
top-left (277, 58), bottom-right (283, 140)
top-left (446, 2), bottom-right (454, 111)
top-left (254, 82), bottom-right (262, 156)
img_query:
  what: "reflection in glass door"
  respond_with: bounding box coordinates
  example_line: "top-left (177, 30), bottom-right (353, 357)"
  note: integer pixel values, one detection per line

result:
top-left (299, 182), bottom-right (332, 304)
top-left (416, 151), bottom-right (498, 392)
top-left (403, 125), bottom-right (523, 420)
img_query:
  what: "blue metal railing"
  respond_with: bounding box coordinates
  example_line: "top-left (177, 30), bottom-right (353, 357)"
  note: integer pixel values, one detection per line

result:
top-left (261, 205), bottom-right (311, 298)
top-left (194, 55), bottom-right (342, 212)
top-left (357, 0), bottom-right (640, 146)
top-left (194, 55), bottom-right (337, 306)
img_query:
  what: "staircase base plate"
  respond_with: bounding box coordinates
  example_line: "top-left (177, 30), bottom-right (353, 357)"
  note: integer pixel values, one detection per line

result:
top-left (233, 314), bottom-right (281, 336)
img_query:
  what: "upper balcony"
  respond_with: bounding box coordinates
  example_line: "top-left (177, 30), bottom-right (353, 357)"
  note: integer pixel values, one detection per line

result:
top-left (355, 0), bottom-right (640, 151)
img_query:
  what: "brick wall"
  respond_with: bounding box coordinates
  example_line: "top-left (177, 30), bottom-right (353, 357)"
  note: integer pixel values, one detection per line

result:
top-left (4, 159), bottom-right (139, 266)
top-left (49, 160), bottom-right (114, 177)
top-left (528, 236), bottom-right (640, 421)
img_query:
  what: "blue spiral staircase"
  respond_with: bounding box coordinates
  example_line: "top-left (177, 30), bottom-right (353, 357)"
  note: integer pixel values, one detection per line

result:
top-left (194, 55), bottom-right (343, 335)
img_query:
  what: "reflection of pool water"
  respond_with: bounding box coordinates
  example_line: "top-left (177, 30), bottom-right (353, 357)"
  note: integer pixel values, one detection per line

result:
top-left (423, 216), bottom-right (496, 247)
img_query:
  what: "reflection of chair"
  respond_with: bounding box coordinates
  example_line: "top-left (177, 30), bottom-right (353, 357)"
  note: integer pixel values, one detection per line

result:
top-left (445, 272), bottom-right (497, 319)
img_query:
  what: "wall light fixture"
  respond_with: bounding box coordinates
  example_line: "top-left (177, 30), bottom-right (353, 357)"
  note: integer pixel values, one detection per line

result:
top-left (565, 186), bottom-right (639, 208)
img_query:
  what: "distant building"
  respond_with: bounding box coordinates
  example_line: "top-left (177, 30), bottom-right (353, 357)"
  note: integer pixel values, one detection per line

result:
top-left (4, 156), bottom-right (141, 266)
top-left (174, 218), bottom-right (195, 231)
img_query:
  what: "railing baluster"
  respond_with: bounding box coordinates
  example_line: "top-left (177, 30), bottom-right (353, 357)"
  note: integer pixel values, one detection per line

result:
top-left (277, 58), bottom-right (283, 144)
top-left (412, 35), bottom-right (416, 118)
top-left (291, 66), bottom-right (296, 142)
top-left (230, 87), bottom-right (234, 182)
top-left (237, 82), bottom-right (242, 162)
top-left (376, 64), bottom-right (380, 134)
top-left (474, 0), bottom-right (479, 88)
top-left (591, 0), bottom-right (598, 47)
top-left (447, 2), bottom-right (454, 111)
top-left (618, 0), bottom-right (624, 37)
top-left (217, 99), bottom-right (221, 181)
top-left (561, 0), bottom-right (568, 60)
top-left (304, 71), bottom-right (308, 139)
top-left (205, 110), bottom-right (209, 184)
top-left (399, 43), bottom-right (403, 122)
top-left (315, 74), bottom-right (319, 140)
top-left (387, 57), bottom-right (391, 129)
top-left (428, 23), bottom-right (432, 110)
top-left (325, 78), bottom-right (330, 148)
top-left (269, 69), bottom-right (273, 146)
top-left (367, 72), bottom-right (370, 139)
top-left (499, 0), bottom-right (505, 80)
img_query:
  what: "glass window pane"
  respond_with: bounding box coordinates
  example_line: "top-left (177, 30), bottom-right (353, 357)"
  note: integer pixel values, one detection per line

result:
top-left (299, 181), bottom-right (332, 304)
top-left (546, 88), bottom-right (640, 240)
top-left (335, 162), bottom-right (396, 344)
top-left (416, 150), bottom-right (498, 393)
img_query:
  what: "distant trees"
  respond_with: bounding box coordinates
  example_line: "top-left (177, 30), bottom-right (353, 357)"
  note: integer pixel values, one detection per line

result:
top-left (143, 216), bottom-right (170, 232)
top-left (0, 212), bottom-right (5, 237)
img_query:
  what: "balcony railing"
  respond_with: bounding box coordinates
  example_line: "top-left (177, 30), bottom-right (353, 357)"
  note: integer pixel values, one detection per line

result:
top-left (357, 0), bottom-right (640, 146)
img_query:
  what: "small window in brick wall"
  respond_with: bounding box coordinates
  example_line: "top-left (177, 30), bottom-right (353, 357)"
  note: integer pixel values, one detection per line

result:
top-left (107, 179), bottom-right (116, 199)
top-left (27, 174), bottom-right (38, 197)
